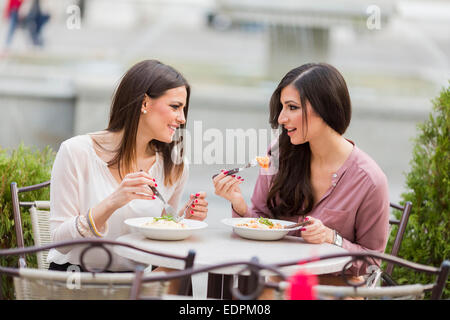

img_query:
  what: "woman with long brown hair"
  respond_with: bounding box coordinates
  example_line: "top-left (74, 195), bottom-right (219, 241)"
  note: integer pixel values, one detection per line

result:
top-left (48, 60), bottom-right (208, 271)
top-left (213, 63), bottom-right (390, 284)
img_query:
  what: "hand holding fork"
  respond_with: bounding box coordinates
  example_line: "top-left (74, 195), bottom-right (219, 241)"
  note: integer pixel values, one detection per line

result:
top-left (211, 158), bottom-right (259, 179)
top-left (152, 189), bottom-right (208, 222)
top-left (177, 192), bottom-right (208, 222)
top-left (140, 169), bottom-right (208, 221)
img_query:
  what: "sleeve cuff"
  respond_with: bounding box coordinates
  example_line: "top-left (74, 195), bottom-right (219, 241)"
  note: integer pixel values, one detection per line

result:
top-left (231, 204), bottom-right (262, 218)
top-left (231, 204), bottom-right (247, 217)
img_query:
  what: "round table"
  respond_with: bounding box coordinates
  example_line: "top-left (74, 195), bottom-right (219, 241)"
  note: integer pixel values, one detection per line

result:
top-left (115, 226), bottom-right (350, 299)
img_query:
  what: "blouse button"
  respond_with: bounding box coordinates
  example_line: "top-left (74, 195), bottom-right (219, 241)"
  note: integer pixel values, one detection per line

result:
top-left (332, 182), bottom-right (336, 187)
top-left (332, 173), bottom-right (338, 178)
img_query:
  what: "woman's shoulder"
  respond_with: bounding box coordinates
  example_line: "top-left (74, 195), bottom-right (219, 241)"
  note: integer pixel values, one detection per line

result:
top-left (52, 135), bottom-right (96, 175)
top-left (58, 134), bottom-right (94, 159)
top-left (60, 134), bottom-right (92, 149)
top-left (351, 146), bottom-right (388, 189)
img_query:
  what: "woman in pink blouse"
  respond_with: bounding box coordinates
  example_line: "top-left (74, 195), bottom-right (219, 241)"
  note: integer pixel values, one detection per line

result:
top-left (213, 63), bottom-right (390, 284)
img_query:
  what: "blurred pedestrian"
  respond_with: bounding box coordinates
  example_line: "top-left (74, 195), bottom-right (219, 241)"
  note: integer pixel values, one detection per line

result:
top-left (25, 0), bottom-right (49, 47)
top-left (3, 0), bottom-right (24, 48)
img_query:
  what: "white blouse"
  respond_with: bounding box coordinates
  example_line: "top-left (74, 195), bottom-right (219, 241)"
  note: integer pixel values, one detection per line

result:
top-left (47, 134), bottom-right (189, 271)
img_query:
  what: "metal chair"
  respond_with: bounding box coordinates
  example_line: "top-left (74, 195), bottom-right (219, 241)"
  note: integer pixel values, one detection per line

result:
top-left (269, 252), bottom-right (449, 300)
top-left (10, 181), bottom-right (51, 269)
top-left (130, 251), bottom-right (449, 300)
top-left (0, 239), bottom-right (196, 300)
top-left (130, 256), bottom-right (287, 300)
top-left (387, 201), bottom-right (413, 274)
top-left (364, 201), bottom-right (413, 288)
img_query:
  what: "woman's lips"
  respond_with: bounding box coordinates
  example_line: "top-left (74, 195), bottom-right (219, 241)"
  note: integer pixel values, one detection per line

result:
top-left (287, 128), bottom-right (296, 136)
top-left (168, 125), bottom-right (178, 134)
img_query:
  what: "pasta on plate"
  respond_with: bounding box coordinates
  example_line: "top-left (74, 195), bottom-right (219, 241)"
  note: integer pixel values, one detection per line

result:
top-left (236, 217), bottom-right (283, 230)
top-left (142, 216), bottom-right (187, 229)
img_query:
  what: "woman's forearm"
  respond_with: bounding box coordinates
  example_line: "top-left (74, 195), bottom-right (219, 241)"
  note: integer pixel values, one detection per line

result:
top-left (231, 197), bottom-right (248, 216)
top-left (91, 195), bottom-right (118, 230)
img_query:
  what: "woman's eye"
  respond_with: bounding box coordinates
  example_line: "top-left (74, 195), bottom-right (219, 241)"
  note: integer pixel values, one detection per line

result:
top-left (288, 105), bottom-right (299, 110)
top-left (170, 105), bottom-right (180, 109)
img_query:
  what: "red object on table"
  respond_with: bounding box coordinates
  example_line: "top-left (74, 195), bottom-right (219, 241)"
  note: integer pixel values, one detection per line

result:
top-left (287, 270), bottom-right (318, 300)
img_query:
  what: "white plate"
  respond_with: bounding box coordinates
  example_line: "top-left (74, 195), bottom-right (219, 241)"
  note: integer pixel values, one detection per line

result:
top-left (221, 218), bottom-right (302, 241)
top-left (124, 217), bottom-right (207, 241)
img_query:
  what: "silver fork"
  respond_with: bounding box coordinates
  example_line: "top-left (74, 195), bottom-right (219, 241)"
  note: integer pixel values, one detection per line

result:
top-left (148, 185), bottom-right (176, 217)
top-left (175, 197), bottom-right (196, 223)
top-left (150, 184), bottom-right (197, 222)
top-left (211, 158), bottom-right (258, 179)
top-left (139, 169), bottom-right (176, 217)
top-left (283, 220), bottom-right (312, 229)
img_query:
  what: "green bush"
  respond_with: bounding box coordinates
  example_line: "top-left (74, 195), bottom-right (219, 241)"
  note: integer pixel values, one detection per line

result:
top-left (385, 85), bottom-right (449, 298)
top-left (0, 143), bottom-right (55, 299)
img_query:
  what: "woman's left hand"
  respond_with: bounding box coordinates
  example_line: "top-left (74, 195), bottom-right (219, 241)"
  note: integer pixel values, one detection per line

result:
top-left (300, 216), bottom-right (334, 244)
top-left (180, 192), bottom-right (208, 221)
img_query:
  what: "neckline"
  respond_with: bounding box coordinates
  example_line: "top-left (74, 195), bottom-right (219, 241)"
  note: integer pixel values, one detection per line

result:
top-left (334, 140), bottom-right (357, 177)
top-left (311, 141), bottom-right (357, 208)
top-left (85, 134), bottom-right (159, 187)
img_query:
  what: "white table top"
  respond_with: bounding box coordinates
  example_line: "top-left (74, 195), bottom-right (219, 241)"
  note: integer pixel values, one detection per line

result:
top-left (115, 226), bottom-right (351, 276)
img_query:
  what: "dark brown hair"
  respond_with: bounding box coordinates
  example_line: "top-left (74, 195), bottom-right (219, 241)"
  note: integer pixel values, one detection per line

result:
top-left (94, 59), bottom-right (190, 186)
top-left (267, 63), bottom-right (351, 217)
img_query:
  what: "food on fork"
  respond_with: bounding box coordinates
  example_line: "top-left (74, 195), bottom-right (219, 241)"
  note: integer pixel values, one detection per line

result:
top-left (256, 156), bottom-right (270, 170)
top-left (142, 215), bottom-right (186, 229)
top-left (236, 217), bottom-right (282, 229)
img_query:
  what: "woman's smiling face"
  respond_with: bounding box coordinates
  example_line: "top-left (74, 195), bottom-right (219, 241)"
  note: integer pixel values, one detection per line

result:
top-left (141, 86), bottom-right (187, 143)
top-left (278, 84), bottom-right (326, 145)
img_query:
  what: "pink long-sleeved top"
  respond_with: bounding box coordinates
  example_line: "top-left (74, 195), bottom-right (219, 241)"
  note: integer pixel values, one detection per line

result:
top-left (233, 144), bottom-right (390, 276)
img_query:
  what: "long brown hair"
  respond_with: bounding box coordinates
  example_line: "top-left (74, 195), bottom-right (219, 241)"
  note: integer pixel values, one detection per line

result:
top-left (94, 59), bottom-right (190, 186)
top-left (267, 63), bottom-right (351, 218)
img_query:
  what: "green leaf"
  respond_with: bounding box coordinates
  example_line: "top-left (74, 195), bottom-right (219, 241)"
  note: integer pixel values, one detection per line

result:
top-left (155, 215), bottom-right (176, 222)
top-left (258, 217), bottom-right (273, 227)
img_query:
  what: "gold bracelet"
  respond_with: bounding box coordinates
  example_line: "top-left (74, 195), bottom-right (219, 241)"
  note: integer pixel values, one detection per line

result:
top-left (86, 208), bottom-right (102, 238)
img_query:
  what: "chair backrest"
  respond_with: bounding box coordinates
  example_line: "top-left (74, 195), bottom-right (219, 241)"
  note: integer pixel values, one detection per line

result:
top-left (270, 251), bottom-right (449, 300)
top-left (132, 252), bottom-right (450, 300)
top-left (12, 268), bottom-right (168, 300)
top-left (276, 280), bottom-right (435, 300)
top-left (10, 181), bottom-right (51, 268)
top-left (29, 202), bottom-right (51, 269)
top-left (311, 283), bottom-right (433, 300)
top-left (0, 238), bottom-right (196, 300)
top-left (130, 256), bottom-right (286, 300)
top-left (386, 201), bottom-right (412, 275)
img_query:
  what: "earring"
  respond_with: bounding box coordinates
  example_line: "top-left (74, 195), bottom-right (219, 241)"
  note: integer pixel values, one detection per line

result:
top-left (142, 110), bottom-right (147, 114)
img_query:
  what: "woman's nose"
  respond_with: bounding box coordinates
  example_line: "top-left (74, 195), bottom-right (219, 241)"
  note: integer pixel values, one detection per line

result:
top-left (278, 109), bottom-right (288, 125)
top-left (177, 110), bottom-right (186, 124)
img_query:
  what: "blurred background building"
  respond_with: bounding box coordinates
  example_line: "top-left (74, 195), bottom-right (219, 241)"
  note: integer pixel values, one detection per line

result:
top-left (0, 0), bottom-right (449, 227)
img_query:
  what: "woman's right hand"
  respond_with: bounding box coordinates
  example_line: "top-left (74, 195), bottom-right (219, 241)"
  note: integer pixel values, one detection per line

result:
top-left (109, 171), bottom-right (157, 210)
top-left (213, 171), bottom-right (245, 206)
top-left (91, 171), bottom-right (157, 232)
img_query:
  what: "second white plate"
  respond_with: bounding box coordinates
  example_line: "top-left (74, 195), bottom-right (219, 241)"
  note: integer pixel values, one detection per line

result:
top-left (221, 217), bottom-right (302, 241)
